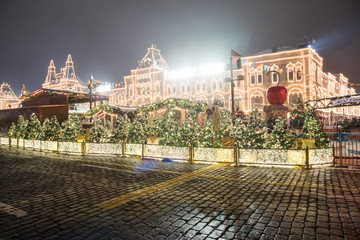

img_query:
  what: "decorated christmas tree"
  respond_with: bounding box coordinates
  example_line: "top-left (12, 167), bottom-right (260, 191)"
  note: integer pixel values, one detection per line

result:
top-left (267, 118), bottom-right (295, 149)
top-left (15, 115), bottom-right (28, 139)
top-left (230, 118), bottom-right (247, 148)
top-left (199, 117), bottom-right (216, 147)
top-left (237, 110), bottom-right (268, 148)
top-left (41, 115), bottom-right (61, 141)
top-left (180, 110), bottom-right (201, 146)
top-left (60, 114), bottom-right (84, 141)
top-left (89, 117), bottom-right (105, 143)
top-left (127, 114), bottom-right (150, 144)
top-left (8, 122), bottom-right (17, 138)
top-left (103, 120), bottom-right (114, 142)
top-left (25, 113), bottom-right (41, 140)
top-left (300, 107), bottom-right (329, 148)
top-left (157, 104), bottom-right (181, 146)
top-left (290, 98), bottom-right (306, 128)
top-left (114, 114), bottom-right (132, 143)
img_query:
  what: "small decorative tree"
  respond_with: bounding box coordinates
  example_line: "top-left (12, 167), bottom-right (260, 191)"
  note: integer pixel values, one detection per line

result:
top-left (16, 115), bottom-right (28, 139)
top-left (60, 115), bottom-right (84, 141)
top-left (89, 117), bottom-right (104, 143)
top-left (230, 118), bottom-right (247, 148)
top-left (8, 122), bottom-right (17, 138)
top-left (127, 114), bottom-right (150, 144)
top-left (25, 113), bottom-right (41, 140)
top-left (199, 117), bottom-right (216, 147)
top-left (114, 114), bottom-right (131, 143)
top-left (244, 110), bottom-right (268, 148)
top-left (180, 110), bottom-right (201, 147)
top-left (41, 115), bottom-right (61, 141)
top-left (267, 118), bottom-right (295, 149)
top-left (300, 107), bottom-right (329, 148)
top-left (157, 104), bottom-right (181, 146)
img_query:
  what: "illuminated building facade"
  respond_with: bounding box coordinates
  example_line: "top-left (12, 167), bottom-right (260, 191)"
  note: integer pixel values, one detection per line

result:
top-left (42, 54), bottom-right (87, 92)
top-left (0, 82), bottom-right (19, 110)
top-left (110, 45), bottom-right (359, 124)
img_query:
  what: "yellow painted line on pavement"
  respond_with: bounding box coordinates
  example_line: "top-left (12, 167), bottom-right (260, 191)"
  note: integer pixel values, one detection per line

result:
top-left (97, 164), bottom-right (225, 209)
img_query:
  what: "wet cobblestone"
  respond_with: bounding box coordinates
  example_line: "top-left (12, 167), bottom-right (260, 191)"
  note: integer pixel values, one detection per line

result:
top-left (0, 146), bottom-right (359, 239)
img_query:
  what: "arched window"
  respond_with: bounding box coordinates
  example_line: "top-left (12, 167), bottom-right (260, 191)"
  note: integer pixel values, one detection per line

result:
top-left (288, 92), bottom-right (303, 104)
top-left (295, 62), bottom-right (303, 81)
top-left (271, 65), bottom-right (279, 84)
top-left (256, 68), bottom-right (262, 85)
top-left (249, 68), bottom-right (256, 85)
top-left (251, 94), bottom-right (264, 110)
top-left (286, 63), bottom-right (295, 82)
top-left (219, 80), bottom-right (223, 89)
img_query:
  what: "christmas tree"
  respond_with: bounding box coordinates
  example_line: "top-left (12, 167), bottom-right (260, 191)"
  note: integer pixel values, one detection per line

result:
top-left (127, 114), bottom-right (150, 144)
top-left (41, 115), bottom-right (61, 141)
top-left (300, 107), bottom-right (329, 148)
top-left (199, 117), bottom-right (216, 147)
top-left (180, 110), bottom-right (201, 146)
top-left (240, 110), bottom-right (268, 148)
top-left (230, 118), bottom-right (247, 148)
top-left (60, 114), bottom-right (84, 141)
top-left (157, 105), bottom-right (181, 146)
top-left (216, 108), bottom-right (233, 144)
top-left (15, 115), bottom-right (28, 139)
top-left (103, 120), bottom-right (114, 142)
top-left (267, 118), bottom-right (295, 149)
top-left (25, 113), bottom-right (41, 140)
top-left (8, 122), bottom-right (18, 138)
top-left (290, 98), bottom-right (306, 128)
top-left (114, 114), bottom-right (131, 143)
top-left (89, 117), bottom-right (105, 143)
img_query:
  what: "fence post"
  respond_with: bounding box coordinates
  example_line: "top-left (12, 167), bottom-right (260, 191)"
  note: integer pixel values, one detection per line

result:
top-left (81, 141), bottom-right (86, 156)
top-left (9, 137), bottom-right (11, 148)
top-left (23, 139), bottom-right (25, 150)
top-left (16, 138), bottom-right (19, 148)
top-left (332, 145), bottom-right (335, 167)
top-left (189, 145), bottom-right (194, 164)
top-left (142, 142), bottom-right (145, 158)
top-left (40, 140), bottom-right (42, 152)
top-left (56, 140), bottom-right (59, 153)
top-left (234, 145), bottom-right (239, 167)
top-left (305, 146), bottom-right (310, 169)
top-left (122, 141), bottom-right (126, 158)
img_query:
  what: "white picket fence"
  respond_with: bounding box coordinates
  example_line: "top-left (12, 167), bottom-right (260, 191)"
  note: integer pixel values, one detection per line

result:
top-left (0, 137), bottom-right (334, 168)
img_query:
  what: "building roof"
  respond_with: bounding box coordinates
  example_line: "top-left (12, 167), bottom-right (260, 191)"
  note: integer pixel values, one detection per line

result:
top-left (19, 88), bottom-right (109, 104)
top-left (137, 44), bottom-right (169, 70)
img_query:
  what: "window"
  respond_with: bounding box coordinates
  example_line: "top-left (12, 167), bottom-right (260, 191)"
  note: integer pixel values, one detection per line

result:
top-left (173, 87), bottom-right (176, 93)
top-left (257, 74), bottom-right (262, 84)
top-left (168, 88), bottom-right (171, 94)
top-left (272, 73), bottom-right (278, 83)
top-left (219, 81), bottom-right (223, 89)
top-left (289, 72), bottom-right (294, 81)
top-left (187, 85), bottom-right (190, 92)
top-left (296, 71), bottom-right (301, 80)
top-left (213, 82), bottom-right (216, 89)
top-left (197, 84), bottom-right (200, 91)
top-left (251, 75), bottom-right (255, 85)
top-left (182, 85), bottom-right (185, 92)
top-left (202, 84), bottom-right (206, 91)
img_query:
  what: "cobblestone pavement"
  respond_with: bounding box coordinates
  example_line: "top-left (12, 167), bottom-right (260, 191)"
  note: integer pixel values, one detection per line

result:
top-left (0, 146), bottom-right (359, 240)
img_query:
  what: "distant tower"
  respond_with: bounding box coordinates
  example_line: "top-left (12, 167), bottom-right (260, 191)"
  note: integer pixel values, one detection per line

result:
top-left (44, 59), bottom-right (57, 85)
top-left (64, 54), bottom-right (76, 80)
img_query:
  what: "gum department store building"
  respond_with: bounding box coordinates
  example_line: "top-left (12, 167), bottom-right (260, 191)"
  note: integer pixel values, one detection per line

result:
top-left (1, 44), bottom-right (358, 125)
top-left (109, 44), bottom-right (358, 124)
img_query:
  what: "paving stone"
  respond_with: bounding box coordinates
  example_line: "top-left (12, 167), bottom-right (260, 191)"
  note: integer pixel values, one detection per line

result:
top-left (0, 146), bottom-right (359, 239)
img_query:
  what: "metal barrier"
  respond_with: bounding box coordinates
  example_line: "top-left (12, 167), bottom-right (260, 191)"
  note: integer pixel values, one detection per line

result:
top-left (329, 133), bottom-right (360, 166)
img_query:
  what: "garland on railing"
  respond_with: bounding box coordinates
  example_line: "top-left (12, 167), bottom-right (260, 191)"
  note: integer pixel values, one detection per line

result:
top-left (136, 98), bottom-right (207, 114)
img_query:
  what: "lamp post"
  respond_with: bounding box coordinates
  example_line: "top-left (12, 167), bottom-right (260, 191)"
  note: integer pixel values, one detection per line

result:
top-left (88, 75), bottom-right (94, 111)
top-left (225, 49), bottom-right (243, 116)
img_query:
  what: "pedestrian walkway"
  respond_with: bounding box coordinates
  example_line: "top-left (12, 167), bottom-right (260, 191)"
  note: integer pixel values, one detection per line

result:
top-left (0, 146), bottom-right (359, 239)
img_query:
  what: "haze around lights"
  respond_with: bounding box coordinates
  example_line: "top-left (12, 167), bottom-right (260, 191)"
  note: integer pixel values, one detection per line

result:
top-left (165, 63), bottom-right (225, 79)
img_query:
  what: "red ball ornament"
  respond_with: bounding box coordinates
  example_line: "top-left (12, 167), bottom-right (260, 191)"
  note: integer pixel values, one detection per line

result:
top-left (267, 86), bottom-right (287, 105)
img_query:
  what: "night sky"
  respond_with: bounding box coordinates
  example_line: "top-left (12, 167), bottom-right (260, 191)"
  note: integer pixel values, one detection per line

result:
top-left (1, 0), bottom-right (360, 95)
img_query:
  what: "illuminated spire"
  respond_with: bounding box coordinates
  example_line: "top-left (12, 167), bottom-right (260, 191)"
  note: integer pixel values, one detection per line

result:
top-left (44, 59), bottom-right (56, 83)
top-left (137, 44), bottom-right (169, 70)
top-left (64, 54), bottom-right (76, 80)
